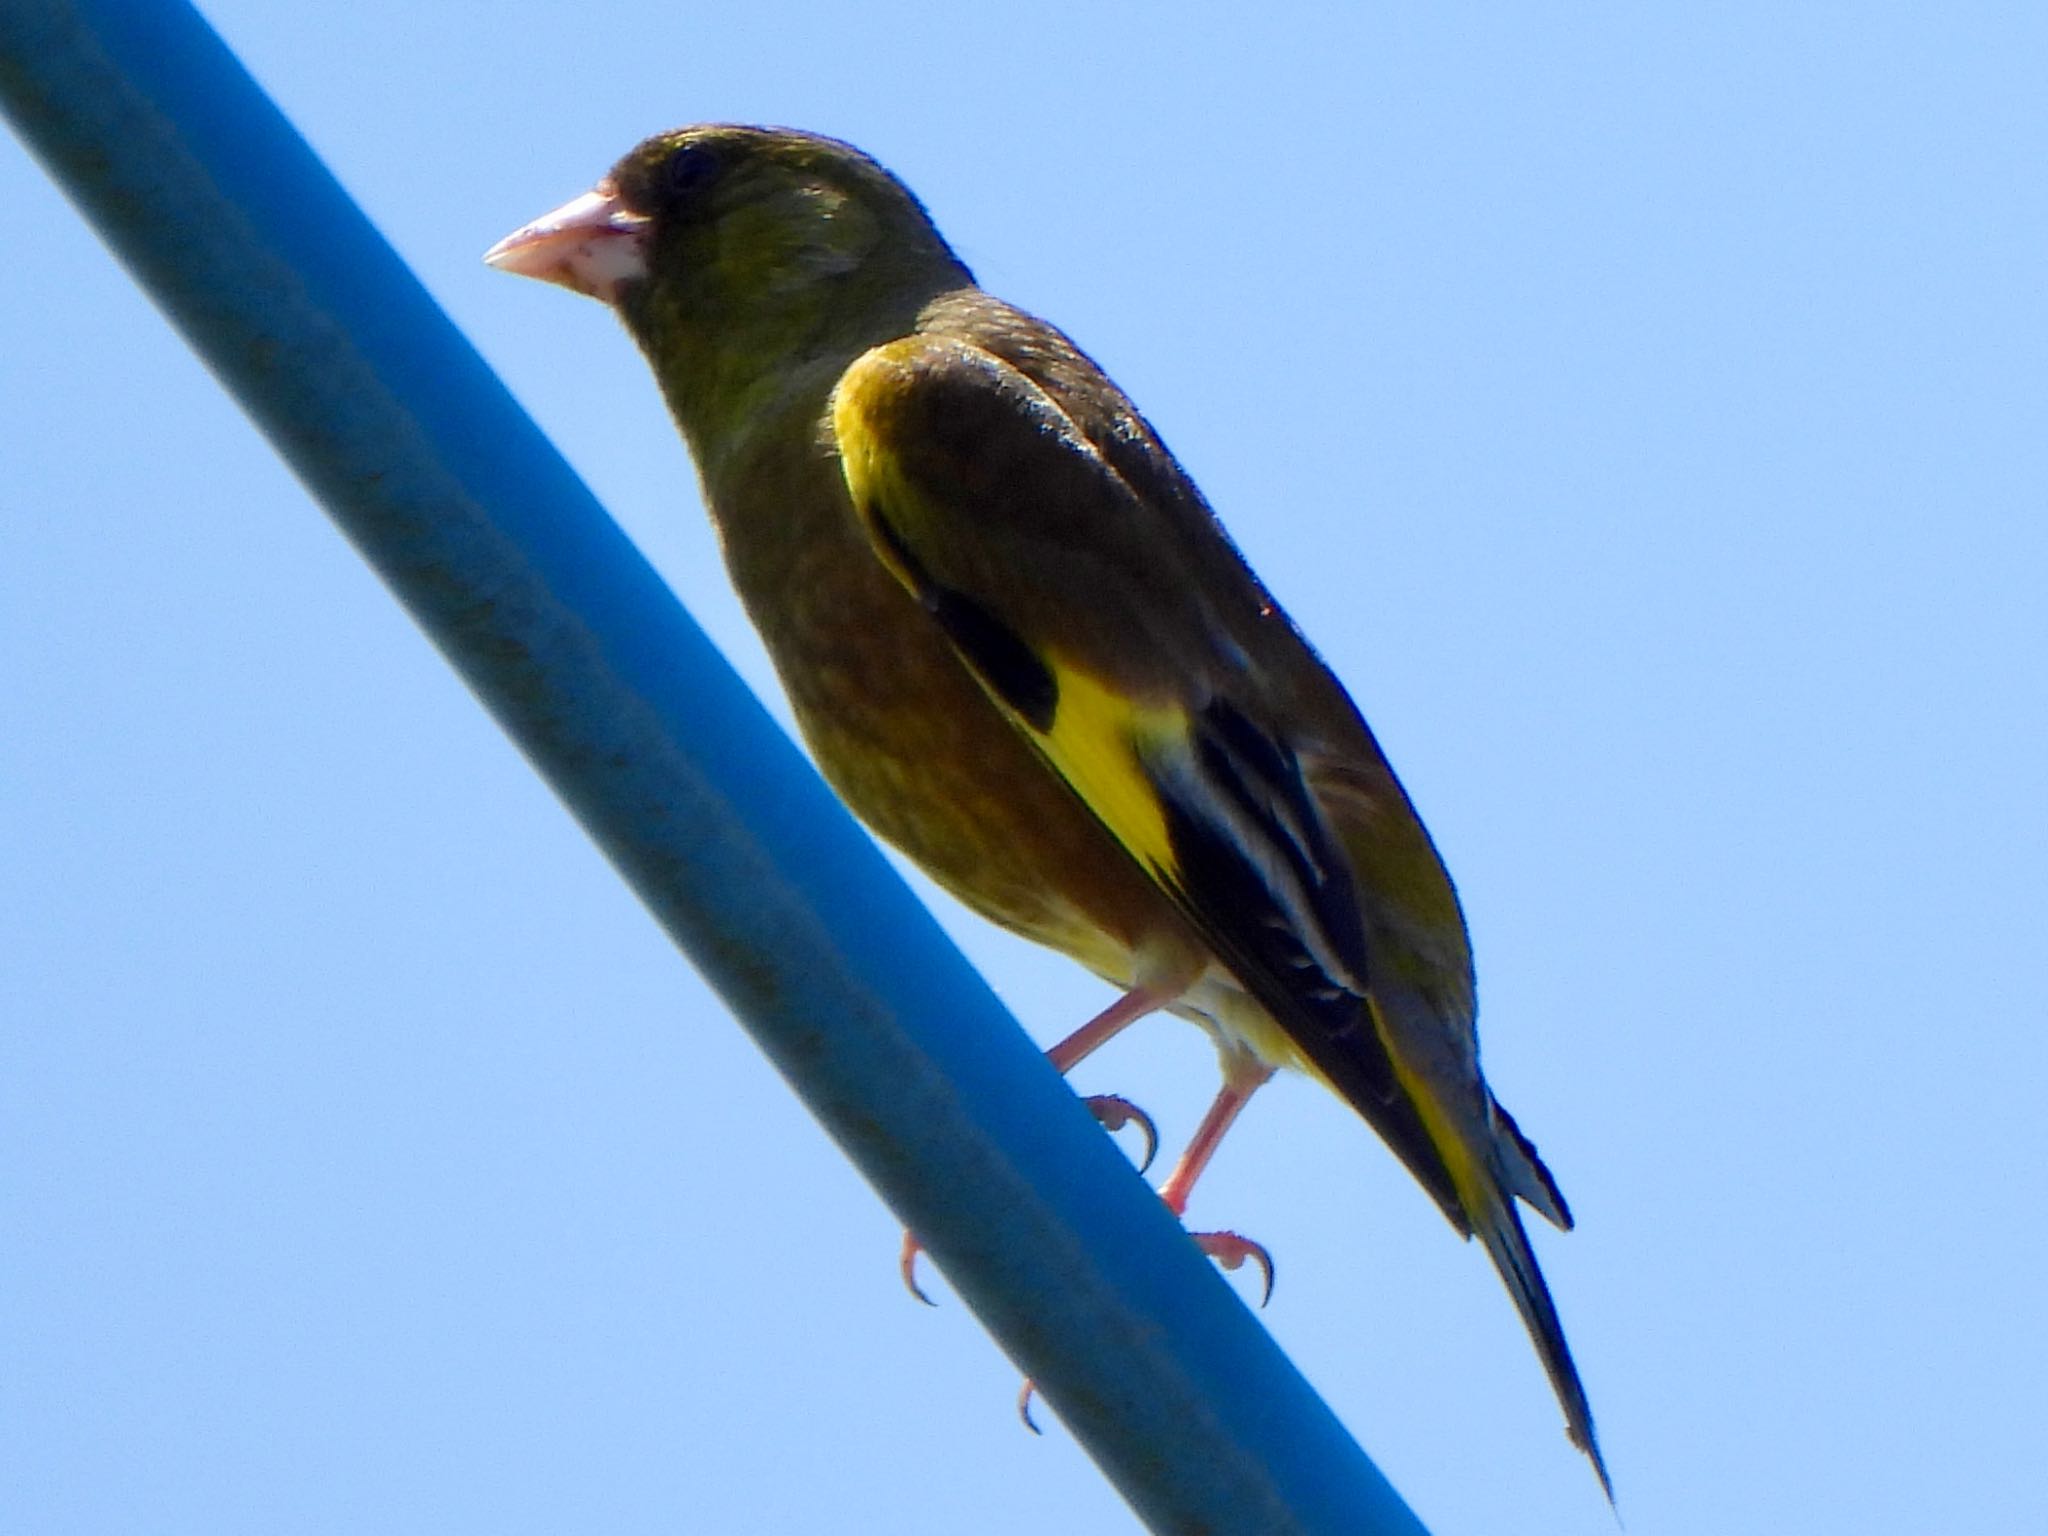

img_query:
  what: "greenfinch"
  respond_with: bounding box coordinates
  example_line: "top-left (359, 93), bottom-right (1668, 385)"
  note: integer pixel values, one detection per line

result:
top-left (487, 124), bottom-right (1608, 1493)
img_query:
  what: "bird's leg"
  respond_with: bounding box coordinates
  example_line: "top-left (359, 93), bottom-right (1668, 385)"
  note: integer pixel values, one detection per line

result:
top-left (1044, 983), bottom-right (1172, 1072)
top-left (1159, 1052), bottom-right (1278, 1305)
top-left (900, 982), bottom-right (1176, 1304)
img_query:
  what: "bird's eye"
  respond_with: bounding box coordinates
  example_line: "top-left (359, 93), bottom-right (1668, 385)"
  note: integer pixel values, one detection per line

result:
top-left (662, 144), bottom-right (721, 200)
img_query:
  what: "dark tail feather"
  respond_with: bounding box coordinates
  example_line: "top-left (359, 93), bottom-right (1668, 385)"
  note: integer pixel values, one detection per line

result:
top-left (1474, 1190), bottom-right (1613, 1503)
top-left (1493, 1096), bottom-right (1573, 1231)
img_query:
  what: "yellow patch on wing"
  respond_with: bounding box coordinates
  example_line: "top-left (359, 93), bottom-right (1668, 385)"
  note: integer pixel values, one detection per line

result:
top-left (833, 345), bottom-right (1189, 901)
top-left (1030, 659), bottom-right (1184, 891)
top-left (832, 339), bottom-right (1213, 978)
top-left (830, 352), bottom-right (915, 575)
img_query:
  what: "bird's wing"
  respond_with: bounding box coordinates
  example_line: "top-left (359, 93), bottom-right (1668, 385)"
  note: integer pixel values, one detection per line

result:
top-left (829, 330), bottom-right (1465, 1220)
top-left (834, 330), bottom-right (1609, 1488)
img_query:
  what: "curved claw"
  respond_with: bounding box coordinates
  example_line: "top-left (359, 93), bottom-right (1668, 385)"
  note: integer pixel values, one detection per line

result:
top-left (1017, 1377), bottom-right (1044, 1435)
top-left (899, 1230), bottom-right (936, 1307)
top-left (1081, 1092), bottom-right (1158, 1174)
top-left (1193, 1229), bottom-right (1275, 1307)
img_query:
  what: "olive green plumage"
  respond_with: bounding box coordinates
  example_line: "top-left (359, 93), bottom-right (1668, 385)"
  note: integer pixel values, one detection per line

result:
top-left (489, 124), bottom-right (1608, 1494)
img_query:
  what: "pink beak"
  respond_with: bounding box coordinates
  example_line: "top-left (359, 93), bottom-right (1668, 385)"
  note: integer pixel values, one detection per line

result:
top-left (484, 181), bottom-right (651, 305)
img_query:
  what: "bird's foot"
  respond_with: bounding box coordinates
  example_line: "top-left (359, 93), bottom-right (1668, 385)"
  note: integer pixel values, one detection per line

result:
top-left (1018, 1377), bottom-right (1047, 1434)
top-left (1079, 1092), bottom-right (1158, 1173)
top-left (899, 1229), bottom-right (936, 1306)
top-left (1190, 1229), bottom-right (1275, 1307)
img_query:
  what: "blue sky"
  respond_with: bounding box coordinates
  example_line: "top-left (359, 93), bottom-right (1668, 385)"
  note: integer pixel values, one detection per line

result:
top-left (5, 3), bottom-right (2044, 1533)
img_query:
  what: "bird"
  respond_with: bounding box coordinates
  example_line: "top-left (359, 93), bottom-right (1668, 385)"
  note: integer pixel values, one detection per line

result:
top-left (486, 123), bottom-right (1609, 1494)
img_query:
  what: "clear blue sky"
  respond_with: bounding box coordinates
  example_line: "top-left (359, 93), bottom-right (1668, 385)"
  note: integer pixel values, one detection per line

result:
top-left (6, 4), bottom-right (2044, 1533)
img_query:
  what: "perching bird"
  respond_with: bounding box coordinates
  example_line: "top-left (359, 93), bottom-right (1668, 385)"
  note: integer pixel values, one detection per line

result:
top-left (486, 124), bottom-right (1609, 1493)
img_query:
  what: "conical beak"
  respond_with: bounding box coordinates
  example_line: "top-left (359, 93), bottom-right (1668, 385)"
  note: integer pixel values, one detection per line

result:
top-left (484, 182), bottom-right (651, 305)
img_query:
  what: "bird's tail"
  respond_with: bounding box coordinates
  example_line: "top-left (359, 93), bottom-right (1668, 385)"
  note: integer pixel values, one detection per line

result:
top-left (1469, 1158), bottom-right (1613, 1502)
top-left (1366, 989), bottom-right (1611, 1499)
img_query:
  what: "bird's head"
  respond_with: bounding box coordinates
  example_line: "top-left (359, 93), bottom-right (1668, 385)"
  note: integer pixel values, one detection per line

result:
top-left (488, 125), bottom-right (973, 453)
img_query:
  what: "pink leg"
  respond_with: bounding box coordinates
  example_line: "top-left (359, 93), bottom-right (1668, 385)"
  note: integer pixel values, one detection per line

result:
top-left (1159, 1055), bottom-right (1277, 1305)
top-left (1157, 1055), bottom-right (1273, 1215)
top-left (1045, 983), bottom-right (1174, 1073)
